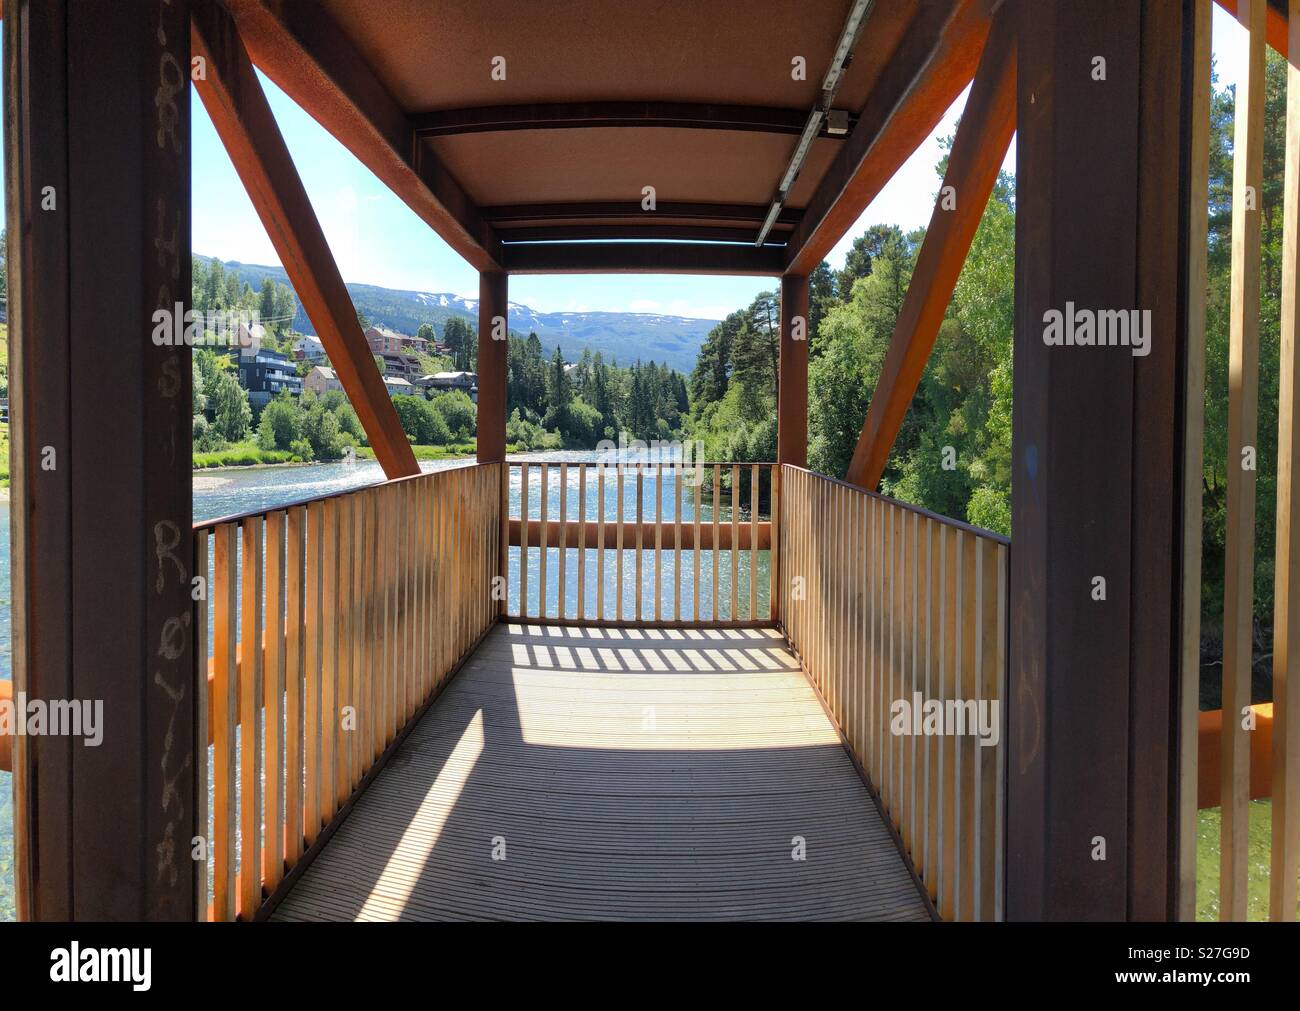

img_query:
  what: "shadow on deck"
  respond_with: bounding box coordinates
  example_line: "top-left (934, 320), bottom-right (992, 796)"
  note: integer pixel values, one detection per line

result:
top-left (273, 623), bottom-right (930, 921)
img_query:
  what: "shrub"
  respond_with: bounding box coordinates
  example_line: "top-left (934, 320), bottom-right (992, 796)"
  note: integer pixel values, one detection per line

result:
top-left (289, 437), bottom-right (314, 463)
top-left (335, 403), bottom-right (363, 443)
top-left (393, 394), bottom-right (450, 444)
top-left (192, 414), bottom-right (227, 452)
top-left (431, 390), bottom-right (476, 439)
top-left (302, 401), bottom-right (348, 460)
top-left (256, 394), bottom-right (303, 451)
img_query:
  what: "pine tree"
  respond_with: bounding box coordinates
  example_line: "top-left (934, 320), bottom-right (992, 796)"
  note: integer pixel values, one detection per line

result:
top-left (544, 346), bottom-right (572, 436)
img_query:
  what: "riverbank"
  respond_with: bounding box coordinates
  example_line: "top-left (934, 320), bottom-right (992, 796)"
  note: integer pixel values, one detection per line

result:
top-left (355, 442), bottom-right (478, 462)
top-left (193, 441), bottom-right (483, 472)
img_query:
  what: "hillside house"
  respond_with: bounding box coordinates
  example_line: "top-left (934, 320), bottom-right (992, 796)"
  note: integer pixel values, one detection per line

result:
top-left (302, 364), bottom-right (343, 397)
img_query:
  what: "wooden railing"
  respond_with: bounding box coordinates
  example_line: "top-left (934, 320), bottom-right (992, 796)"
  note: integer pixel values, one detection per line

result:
top-left (778, 465), bottom-right (1009, 921)
top-left (1180, 0), bottom-right (1300, 922)
top-left (504, 460), bottom-right (777, 624)
top-left (192, 462), bottom-right (499, 921)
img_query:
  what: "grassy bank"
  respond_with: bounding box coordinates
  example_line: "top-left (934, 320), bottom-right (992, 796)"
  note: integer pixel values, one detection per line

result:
top-left (193, 440), bottom-right (303, 469)
top-left (194, 440), bottom-right (495, 469)
top-left (1196, 800), bottom-right (1300, 920)
top-left (355, 441), bottom-right (478, 462)
top-left (193, 437), bottom-right (548, 471)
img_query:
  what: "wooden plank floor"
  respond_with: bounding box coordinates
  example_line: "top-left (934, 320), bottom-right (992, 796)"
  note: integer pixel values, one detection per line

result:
top-left (273, 622), bottom-right (931, 921)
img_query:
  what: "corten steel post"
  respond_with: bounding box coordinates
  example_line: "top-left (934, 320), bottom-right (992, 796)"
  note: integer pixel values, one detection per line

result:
top-left (845, 6), bottom-right (1016, 491)
top-left (777, 274), bottom-right (809, 469)
top-left (477, 271), bottom-right (509, 464)
top-left (191, 0), bottom-right (418, 480)
top-left (5, 0), bottom-right (198, 919)
top-left (1008, 0), bottom-right (1193, 921)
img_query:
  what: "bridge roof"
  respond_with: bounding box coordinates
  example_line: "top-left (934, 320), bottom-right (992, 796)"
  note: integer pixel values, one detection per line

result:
top-left (225, 0), bottom-right (994, 274)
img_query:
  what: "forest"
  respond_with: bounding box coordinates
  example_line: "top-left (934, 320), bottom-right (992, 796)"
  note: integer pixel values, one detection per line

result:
top-left (190, 255), bottom-right (689, 459)
top-left (686, 152), bottom-right (1013, 537)
top-left (686, 52), bottom-right (1288, 706)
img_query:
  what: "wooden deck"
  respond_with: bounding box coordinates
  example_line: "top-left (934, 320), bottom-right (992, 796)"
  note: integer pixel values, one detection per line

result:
top-left (273, 622), bottom-right (931, 921)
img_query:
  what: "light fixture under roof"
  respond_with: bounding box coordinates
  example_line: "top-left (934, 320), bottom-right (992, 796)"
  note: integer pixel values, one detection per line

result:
top-left (756, 0), bottom-right (876, 247)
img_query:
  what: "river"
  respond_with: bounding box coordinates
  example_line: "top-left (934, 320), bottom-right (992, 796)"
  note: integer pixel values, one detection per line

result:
top-left (0, 450), bottom-right (771, 919)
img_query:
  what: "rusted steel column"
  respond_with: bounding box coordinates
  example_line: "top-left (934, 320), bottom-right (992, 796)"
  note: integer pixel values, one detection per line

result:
top-left (477, 271), bottom-right (509, 464)
top-left (5, 0), bottom-right (198, 920)
top-left (777, 273), bottom-right (809, 468)
top-left (1008, 0), bottom-right (1193, 922)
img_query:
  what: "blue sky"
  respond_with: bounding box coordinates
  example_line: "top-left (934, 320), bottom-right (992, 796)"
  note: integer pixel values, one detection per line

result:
top-left (3, 7), bottom-right (1249, 323)
top-left (191, 62), bottom-right (1017, 321)
top-left (194, 2), bottom-right (1250, 321)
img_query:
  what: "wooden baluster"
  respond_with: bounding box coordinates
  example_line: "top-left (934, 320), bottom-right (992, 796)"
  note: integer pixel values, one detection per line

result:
top-left (957, 528), bottom-right (976, 921)
top-left (193, 530), bottom-right (210, 920)
top-left (655, 462), bottom-right (663, 621)
top-left (920, 517), bottom-right (935, 888)
top-left (617, 465), bottom-right (625, 622)
top-left (411, 479), bottom-right (421, 709)
top-left (558, 463), bottom-right (568, 620)
top-left (355, 493), bottom-right (369, 784)
top-left (750, 464), bottom-right (759, 621)
top-left (399, 482), bottom-right (411, 722)
top-left (693, 470), bottom-right (702, 622)
top-left (597, 465), bottom-right (606, 621)
top-left (321, 498), bottom-right (339, 823)
top-left (1221, 0), bottom-right (1265, 922)
top-left (995, 543), bottom-right (1008, 920)
top-left (337, 495), bottom-right (353, 808)
top-left (674, 464), bottom-right (683, 621)
top-left (238, 517), bottom-right (264, 919)
top-left (212, 524), bottom-right (238, 921)
top-left (731, 464), bottom-right (740, 622)
top-left (578, 465), bottom-right (587, 621)
top-left (363, 490), bottom-right (378, 765)
top-left (539, 464), bottom-right (549, 621)
top-left (284, 507), bottom-right (306, 865)
top-left (432, 474), bottom-right (445, 690)
top-left (636, 467), bottom-right (644, 621)
top-left (304, 501), bottom-right (324, 842)
top-left (769, 465), bottom-right (779, 622)
top-left (1269, 0), bottom-right (1300, 926)
top-left (927, 519), bottom-right (942, 905)
top-left (941, 524), bottom-right (960, 920)
top-left (381, 484), bottom-right (393, 752)
top-left (976, 536), bottom-right (1000, 920)
top-left (712, 464), bottom-right (720, 622)
top-left (263, 511), bottom-right (286, 893)
top-left (873, 497), bottom-right (883, 810)
top-left (908, 510), bottom-right (920, 882)
top-left (519, 464), bottom-right (529, 618)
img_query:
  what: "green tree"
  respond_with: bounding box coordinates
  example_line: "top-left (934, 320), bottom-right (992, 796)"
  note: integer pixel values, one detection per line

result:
top-left (259, 278), bottom-right (276, 327)
top-left (392, 394), bottom-right (449, 444)
top-left (431, 390), bottom-right (476, 440)
top-left (300, 395), bottom-right (352, 460)
top-left (211, 370), bottom-right (251, 442)
top-left (544, 346), bottom-right (573, 437)
top-left (256, 393), bottom-right (303, 451)
top-left (444, 316), bottom-right (475, 372)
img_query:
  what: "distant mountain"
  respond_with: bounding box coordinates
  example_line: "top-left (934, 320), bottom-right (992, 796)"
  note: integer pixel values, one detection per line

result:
top-left (199, 256), bottom-right (719, 373)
